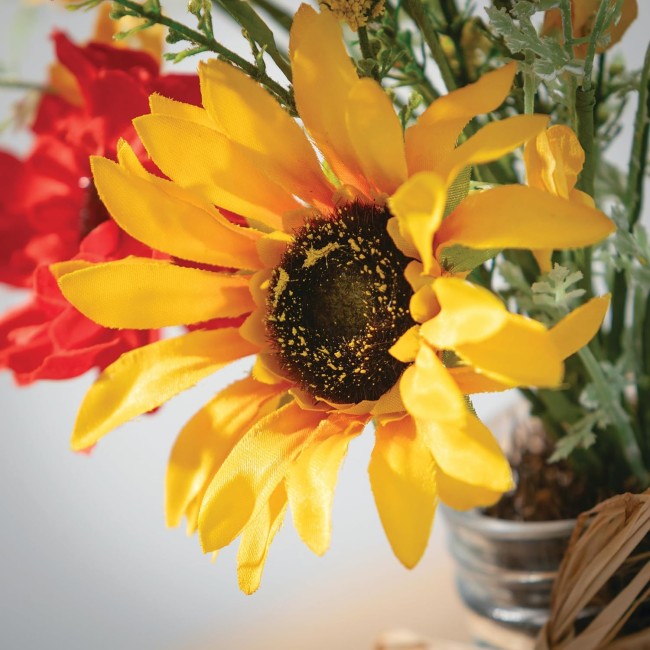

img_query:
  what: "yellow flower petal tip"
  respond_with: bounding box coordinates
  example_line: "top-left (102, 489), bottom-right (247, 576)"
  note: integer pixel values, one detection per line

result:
top-left (69, 329), bottom-right (256, 451)
top-left (369, 417), bottom-right (437, 569)
top-left (550, 294), bottom-right (611, 360)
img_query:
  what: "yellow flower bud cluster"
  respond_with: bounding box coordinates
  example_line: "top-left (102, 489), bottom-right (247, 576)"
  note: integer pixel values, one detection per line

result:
top-left (320, 0), bottom-right (385, 31)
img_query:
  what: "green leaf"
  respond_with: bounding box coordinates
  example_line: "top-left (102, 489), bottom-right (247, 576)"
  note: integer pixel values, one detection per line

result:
top-left (531, 264), bottom-right (585, 309)
top-left (65, 0), bottom-right (104, 11)
top-left (114, 21), bottom-right (157, 42)
top-left (214, 0), bottom-right (291, 80)
top-left (549, 421), bottom-right (598, 462)
top-left (440, 245), bottom-right (501, 273)
top-left (486, 6), bottom-right (568, 71)
top-left (143, 0), bottom-right (161, 14)
top-left (444, 166), bottom-right (471, 216)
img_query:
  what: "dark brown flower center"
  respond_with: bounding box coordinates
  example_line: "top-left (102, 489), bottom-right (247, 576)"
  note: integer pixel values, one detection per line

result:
top-left (266, 201), bottom-right (414, 404)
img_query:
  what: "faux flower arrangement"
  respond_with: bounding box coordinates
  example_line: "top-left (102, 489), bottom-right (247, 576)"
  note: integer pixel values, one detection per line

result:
top-left (1, 0), bottom-right (648, 606)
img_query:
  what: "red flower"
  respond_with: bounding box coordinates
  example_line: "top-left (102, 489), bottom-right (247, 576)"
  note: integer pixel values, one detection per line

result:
top-left (0, 32), bottom-right (201, 384)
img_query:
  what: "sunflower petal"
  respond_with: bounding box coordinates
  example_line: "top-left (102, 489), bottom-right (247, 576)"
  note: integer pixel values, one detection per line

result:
top-left (409, 284), bottom-right (439, 323)
top-left (437, 185), bottom-right (615, 253)
top-left (400, 343), bottom-right (467, 425)
top-left (369, 415), bottom-right (438, 568)
top-left (449, 367), bottom-right (511, 394)
top-left (290, 5), bottom-right (367, 191)
top-left (198, 59), bottom-right (332, 206)
top-left (386, 216), bottom-right (420, 260)
top-left (345, 78), bottom-right (407, 195)
top-left (389, 325), bottom-right (420, 363)
top-left (58, 258), bottom-right (254, 329)
top-left (550, 295), bottom-right (610, 360)
top-left (165, 377), bottom-right (282, 528)
top-left (388, 172), bottom-right (447, 274)
top-left (286, 414), bottom-right (366, 556)
top-left (199, 401), bottom-right (326, 552)
top-left (237, 482), bottom-right (288, 595)
top-left (91, 156), bottom-right (262, 270)
top-left (71, 328), bottom-right (256, 451)
top-left (149, 93), bottom-right (218, 130)
top-left (455, 314), bottom-right (563, 388)
top-left (418, 415), bottom-right (513, 493)
top-left (405, 62), bottom-right (516, 174)
top-left (420, 277), bottom-right (507, 348)
top-left (440, 115), bottom-right (549, 183)
top-left (134, 114), bottom-right (298, 229)
top-left (437, 469), bottom-right (504, 510)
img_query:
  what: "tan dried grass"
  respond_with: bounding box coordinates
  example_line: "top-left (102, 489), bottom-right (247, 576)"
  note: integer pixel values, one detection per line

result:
top-left (536, 490), bottom-right (650, 650)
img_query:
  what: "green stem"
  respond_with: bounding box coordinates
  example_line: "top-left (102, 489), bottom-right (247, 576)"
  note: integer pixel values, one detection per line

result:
top-left (575, 0), bottom-right (608, 195)
top-left (109, 0), bottom-right (295, 112)
top-left (437, 0), bottom-right (469, 84)
top-left (0, 79), bottom-right (53, 93)
top-left (523, 54), bottom-right (535, 115)
top-left (417, 76), bottom-right (440, 103)
top-left (577, 345), bottom-right (649, 487)
top-left (248, 0), bottom-right (293, 31)
top-left (403, 0), bottom-right (457, 92)
top-left (558, 0), bottom-right (574, 56)
top-left (357, 26), bottom-right (379, 80)
top-left (639, 291), bottom-right (650, 464)
top-left (607, 269), bottom-right (627, 360)
top-left (557, 1), bottom-right (578, 130)
top-left (211, 0), bottom-right (292, 82)
top-left (625, 39), bottom-right (650, 227)
top-left (575, 86), bottom-right (596, 196)
top-left (581, 0), bottom-right (610, 93)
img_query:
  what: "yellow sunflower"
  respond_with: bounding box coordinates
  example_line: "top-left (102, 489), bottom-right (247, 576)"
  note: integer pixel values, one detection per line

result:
top-left (54, 5), bottom-right (614, 593)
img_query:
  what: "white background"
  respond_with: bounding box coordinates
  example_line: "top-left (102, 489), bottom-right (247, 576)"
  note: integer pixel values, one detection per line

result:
top-left (0, 1), bottom-right (647, 649)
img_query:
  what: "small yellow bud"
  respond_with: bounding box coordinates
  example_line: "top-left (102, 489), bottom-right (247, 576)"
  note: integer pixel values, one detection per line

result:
top-left (320, 0), bottom-right (386, 31)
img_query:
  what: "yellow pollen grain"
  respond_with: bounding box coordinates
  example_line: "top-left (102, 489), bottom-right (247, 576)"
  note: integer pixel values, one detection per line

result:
top-left (348, 238), bottom-right (361, 253)
top-left (302, 242), bottom-right (340, 268)
top-left (272, 268), bottom-right (290, 307)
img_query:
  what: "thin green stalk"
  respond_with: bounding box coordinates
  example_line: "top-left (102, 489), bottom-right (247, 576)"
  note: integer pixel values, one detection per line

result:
top-left (403, 0), bottom-right (457, 92)
top-left (109, 0), bottom-right (295, 112)
top-left (437, 0), bottom-right (469, 84)
top-left (358, 25), bottom-right (373, 59)
top-left (581, 0), bottom-right (611, 93)
top-left (575, 86), bottom-right (596, 196)
top-left (639, 290), bottom-right (650, 464)
top-left (625, 39), bottom-right (650, 227)
top-left (558, 0), bottom-right (574, 55)
top-left (417, 75), bottom-right (440, 103)
top-left (211, 0), bottom-right (293, 81)
top-left (357, 27), bottom-right (379, 81)
top-left (574, 246), bottom-right (593, 298)
top-left (523, 53), bottom-right (535, 115)
top-left (557, 1), bottom-right (579, 130)
top-left (248, 0), bottom-right (293, 31)
top-left (577, 345), bottom-right (649, 487)
top-left (576, 0), bottom-right (614, 196)
top-left (0, 79), bottom-right (53, 93)
top-left (607, 269), bottom-right (627, 360)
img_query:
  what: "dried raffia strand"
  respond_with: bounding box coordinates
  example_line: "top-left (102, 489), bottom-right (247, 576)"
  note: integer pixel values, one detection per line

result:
top-left (535, 490), bottom-right (650, 650)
